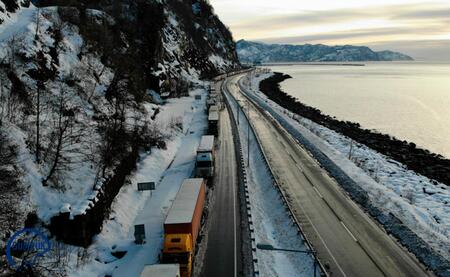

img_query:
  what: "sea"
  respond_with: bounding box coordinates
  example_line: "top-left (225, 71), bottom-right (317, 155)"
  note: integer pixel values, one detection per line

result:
top-left (268, 62), bottom-right (450, 158)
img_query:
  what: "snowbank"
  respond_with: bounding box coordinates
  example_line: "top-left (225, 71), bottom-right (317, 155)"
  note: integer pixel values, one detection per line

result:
top-left (69, 87), bottom-right (208, 277)
top-left (224, 82), bottom-right (318, 277)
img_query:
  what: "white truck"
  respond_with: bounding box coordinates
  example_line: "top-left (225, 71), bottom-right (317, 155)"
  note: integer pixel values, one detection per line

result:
top-left (208, 105), bottom-right (220, 135)
top-left (140, 264), bottom-right (180, 277)
top-left (196, 136), bottom-right (215, 178)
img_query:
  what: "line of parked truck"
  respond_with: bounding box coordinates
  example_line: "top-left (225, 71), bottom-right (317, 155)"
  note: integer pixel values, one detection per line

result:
top-left (140, 82), bottom-right (221, 277)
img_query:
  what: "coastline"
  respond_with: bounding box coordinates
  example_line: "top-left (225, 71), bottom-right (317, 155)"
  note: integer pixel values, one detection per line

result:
top-left (261, 62), bottom-right (365, 66)
top-left (259, 72), bottom-right (450, 187)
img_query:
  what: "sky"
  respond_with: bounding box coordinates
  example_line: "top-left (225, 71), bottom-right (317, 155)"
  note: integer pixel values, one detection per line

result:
top-left (209, 0), bottom-right (450, 60)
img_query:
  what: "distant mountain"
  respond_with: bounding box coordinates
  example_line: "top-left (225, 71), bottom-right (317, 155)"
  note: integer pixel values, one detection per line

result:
top-left (237, 40), bottom-right (413, 63)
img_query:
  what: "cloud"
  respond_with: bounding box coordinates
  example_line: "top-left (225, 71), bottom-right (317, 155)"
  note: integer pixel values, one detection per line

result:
top-left (232, 9), bottom-right (368, 30)
top-left (393, 8), bottom-right (450, 19)
top-left (230, 3), bottom-right (450, 34)
top-left (216, 1), bottom-right (450, 60)
top-left (256, 24), bottom-right (450, 45)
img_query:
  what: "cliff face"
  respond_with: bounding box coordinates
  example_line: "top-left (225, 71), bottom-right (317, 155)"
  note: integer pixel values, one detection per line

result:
top-left (0, 0), bottom-right (238, 253)
top-left (34, 0), bottom-right (239, 92)
top-left (237, 39), bottom-right (413, 63)
top-left (0, 0), bottom-right (30, 22)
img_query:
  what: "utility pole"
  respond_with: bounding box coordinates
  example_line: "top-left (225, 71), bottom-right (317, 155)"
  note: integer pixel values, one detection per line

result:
top-left (247, 101), bottom-right (250, 167)
top-left (36, 81), bottom-right (41, 163)
top-left (35, 7), bottom-right (40, 40)
top-left (237, 104), bottom-right (240, 125)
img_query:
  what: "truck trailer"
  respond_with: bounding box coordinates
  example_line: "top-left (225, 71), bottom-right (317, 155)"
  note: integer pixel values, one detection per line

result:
top-left (162, 178), bottom-right (206, 277)
top-left (209, 105), bottom-right (219, 113)
top-left (208, 110), bottom-right (219, 136)
top-left (196, 136), bottom-right (215, 178)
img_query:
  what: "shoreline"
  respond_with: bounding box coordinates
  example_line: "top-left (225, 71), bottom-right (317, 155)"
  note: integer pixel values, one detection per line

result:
top-left (260, 62), bottom-right (365, 66)
top-left (259, 72), bottom-right (450, 187)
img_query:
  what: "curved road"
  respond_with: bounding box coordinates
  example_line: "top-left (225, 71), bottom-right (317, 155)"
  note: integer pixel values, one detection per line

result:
top-left (224, 74), bottom-right (433, 277)
top-left (201, 81), bottom-right (241, 277)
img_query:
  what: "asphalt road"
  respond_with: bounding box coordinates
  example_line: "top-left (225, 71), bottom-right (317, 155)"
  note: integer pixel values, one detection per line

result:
top-left (225, 74), bottom-right (432, 277)
top-left (201, 82), bottom-right (241, 277)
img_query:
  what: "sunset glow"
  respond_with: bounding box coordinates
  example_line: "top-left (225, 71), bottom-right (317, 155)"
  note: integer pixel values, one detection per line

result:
top-left (210, 0), bottom-right (450, 60)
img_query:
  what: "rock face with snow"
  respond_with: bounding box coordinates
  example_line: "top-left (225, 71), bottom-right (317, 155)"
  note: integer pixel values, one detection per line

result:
top-left (237, 40), bottom-right (413, 63)
top-left (0, 0), bottom-right (239, 254)
top-left (0, 0), bottom-right (30, 23)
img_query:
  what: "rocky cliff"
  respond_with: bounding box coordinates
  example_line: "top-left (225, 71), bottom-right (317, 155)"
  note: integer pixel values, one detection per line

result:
top-left (0, 0), bottom-right (239, 260)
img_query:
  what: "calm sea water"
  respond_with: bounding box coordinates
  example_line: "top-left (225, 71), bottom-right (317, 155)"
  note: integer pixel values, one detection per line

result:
top-left (269, 62), bottom-right (450, 158)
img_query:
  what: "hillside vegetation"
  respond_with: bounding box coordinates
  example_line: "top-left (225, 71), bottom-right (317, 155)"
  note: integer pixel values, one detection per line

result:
top-left (0, 0), bottom-right (239, 271)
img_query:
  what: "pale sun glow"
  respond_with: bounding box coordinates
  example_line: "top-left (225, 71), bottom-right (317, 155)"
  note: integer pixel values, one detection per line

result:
top-left (209, 0), bottom-right (450, 60)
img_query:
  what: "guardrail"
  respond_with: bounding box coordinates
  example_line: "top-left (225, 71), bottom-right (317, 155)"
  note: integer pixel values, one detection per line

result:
top-left (214, 68), bottom-right (254, 81)
top-left (224, 72), bottom-right (329, 277)
top-left (236, 72), bottom-right (448, 277)
top-left (220, 77), bottom-right (259, 276)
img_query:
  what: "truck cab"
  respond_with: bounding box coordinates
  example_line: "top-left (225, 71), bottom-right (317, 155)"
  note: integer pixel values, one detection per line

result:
top-left (196, 136), bottom-right (215, 178)
top-left (196, 152), bottom-right (214, 178)
top-left (162, 179), bottom-right (206, 277)
top-left (208, 111), bottom-right (219, 136)
top-left (162, 234), bottom-right (193, 277)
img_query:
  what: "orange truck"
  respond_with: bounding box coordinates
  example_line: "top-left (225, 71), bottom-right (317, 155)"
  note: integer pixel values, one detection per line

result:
top-left (162, 178), bottom-right (206, 277)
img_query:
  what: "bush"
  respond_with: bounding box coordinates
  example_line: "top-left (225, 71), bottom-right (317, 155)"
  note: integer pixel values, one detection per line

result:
top-left (0, 131), bottom-right (19, 192)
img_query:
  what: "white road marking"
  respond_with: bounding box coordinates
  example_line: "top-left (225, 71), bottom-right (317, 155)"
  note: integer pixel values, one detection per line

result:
top-left (341, 221), bottom-right (358, 242)
top-left (233, 77), bottom-right (348, 277)
top-left (289, 154), bottom-right (297, 164)
top-left (232, 135), bottom-right (238, 277)
top-left (297, 199), bottom-right (348, 277)
top-left (313, 187), bottom-right (324, 199)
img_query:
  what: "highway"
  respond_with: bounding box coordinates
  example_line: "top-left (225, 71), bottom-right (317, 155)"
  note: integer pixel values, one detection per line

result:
top-left (200, 81), bottom-right (241, 277)
top-left (224, 74), bottom-right (432, 277)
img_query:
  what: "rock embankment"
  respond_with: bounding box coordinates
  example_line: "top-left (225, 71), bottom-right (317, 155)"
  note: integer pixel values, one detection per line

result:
top-left (260, 72), bottom-right (450, 187)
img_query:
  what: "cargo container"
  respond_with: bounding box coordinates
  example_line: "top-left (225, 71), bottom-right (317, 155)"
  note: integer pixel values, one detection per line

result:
top-left (208, 111), bottom-right (219, 136)
top-left (140, 264), bottom-right (180, 277)
top-left (196, 136), bottom-right (215, 178)
top-left (162, 178), bottom-right (206, 277)
top-left (209, 105), bottom-right (219, 113)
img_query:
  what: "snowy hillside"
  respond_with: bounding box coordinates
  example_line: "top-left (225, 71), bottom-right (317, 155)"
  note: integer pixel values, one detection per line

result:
top-left (0, 0), bottom-right (238, 274)
top-left (237, 40), bottom-right (413, 63)
top-left (0, 0), bottom-right (30, 24)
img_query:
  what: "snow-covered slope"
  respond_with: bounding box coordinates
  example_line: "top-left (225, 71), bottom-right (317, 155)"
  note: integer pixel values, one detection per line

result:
top-left (237, 40), bottom-right (413, 63)
top-left (0, 0), bottom-right (30, 24)
top-left (0, 0), bottom-right (239, 271)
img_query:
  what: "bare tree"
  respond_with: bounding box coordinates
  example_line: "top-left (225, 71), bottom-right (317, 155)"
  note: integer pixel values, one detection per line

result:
top-left (348, 139), bottom-right (354, 160)
top-left (0, 79), bottom-right (5, 126)
top-left (42, 84), bottom-right (80, 188)
top-left (35, 80), bottom-right (43, 163)
top-left (6, 35), bottom-right (17, 66)
top-left (35, 7), bottom-right (41, 41)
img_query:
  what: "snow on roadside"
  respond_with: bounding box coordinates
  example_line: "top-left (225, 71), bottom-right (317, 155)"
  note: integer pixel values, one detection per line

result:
top-left (68, 88), bottom-right (208, 277)
top-left (224, 86), bottom-right (318, 277)
top-left (241, 71), bottom-right (450, 261)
